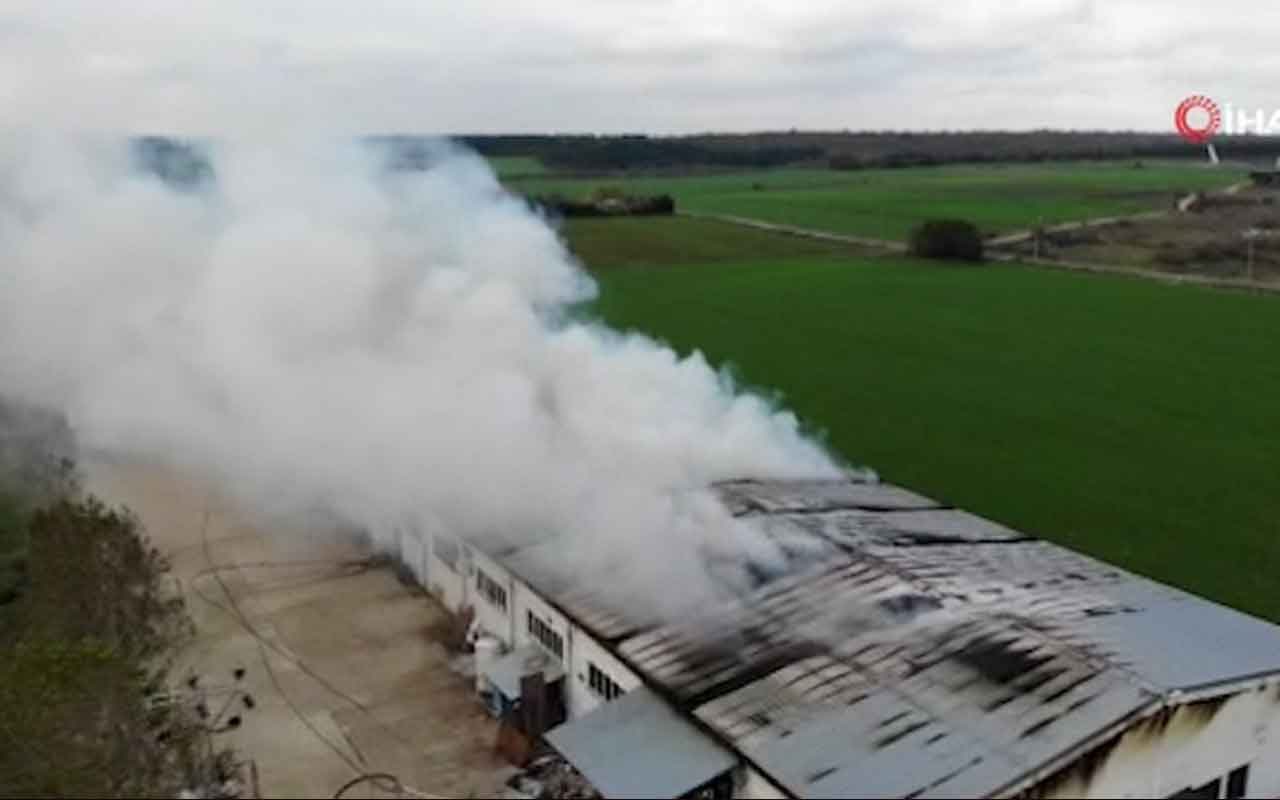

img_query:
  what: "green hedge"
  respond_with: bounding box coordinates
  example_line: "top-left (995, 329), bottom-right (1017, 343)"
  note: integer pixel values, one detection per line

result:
top-left (909, 219), bottom-right (985, 262)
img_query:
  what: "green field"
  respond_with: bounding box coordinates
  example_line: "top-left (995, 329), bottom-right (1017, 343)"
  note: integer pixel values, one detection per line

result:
top-left (488, 155), bottom-right (550, 179)
top-left (515, 162), bottom-right (1245, 241)
top-left (572, 222), bottom-right (1280, 623)
top-left (562, 216), bottom-right (869, 269)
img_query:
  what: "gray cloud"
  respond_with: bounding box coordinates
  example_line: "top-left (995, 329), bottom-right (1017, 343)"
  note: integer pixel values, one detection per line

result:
top-left (0, 1), bottom-right (1276, 133)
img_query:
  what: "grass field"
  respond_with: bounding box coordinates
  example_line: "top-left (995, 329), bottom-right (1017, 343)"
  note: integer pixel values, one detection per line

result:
top-left (514, 162), bottom-right (1246, 241)
top-left (574, 226), bottom-right (1280, 623)
top-left (488, 155), bottom-right (550, 179)
top-left (562, 216), bottom-right (869, 269)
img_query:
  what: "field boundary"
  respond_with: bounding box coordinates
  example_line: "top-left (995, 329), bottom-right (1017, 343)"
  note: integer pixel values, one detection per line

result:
top-left (992, 251), bottom-right (1280, 294)
top-left (685, 187), bottom-right (1280, 294)
top-left (985, 209), bottom-right (1171, 248)
top-left (985, 182), bottom-right (1252, 248)
top-left (678, 211), bottom-right (907, 252)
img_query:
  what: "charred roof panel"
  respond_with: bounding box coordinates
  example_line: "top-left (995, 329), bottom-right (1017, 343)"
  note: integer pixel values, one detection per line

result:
top-left (486, 477), bottom-right (1280, 799)
top-left (717, 479), bottom-right (941, 516)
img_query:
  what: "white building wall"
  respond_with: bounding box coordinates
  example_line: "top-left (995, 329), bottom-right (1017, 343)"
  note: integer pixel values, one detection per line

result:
top-left (423, 530), bottom-right (468, 614)
top-left (470, 548), bottom-right (516, 646)
top-left (513, 581), bottom-right (572, 670)
top-left (1035, 681), bottom-right (1280, 798)
top-left (566, 630), bottom-right (643, 719)
top-left (456, 555), bottom-right (645, 720)
top-left (397, 529), bottom-right (426, 584)
top-left (411, 556), bottom-right (758, 790)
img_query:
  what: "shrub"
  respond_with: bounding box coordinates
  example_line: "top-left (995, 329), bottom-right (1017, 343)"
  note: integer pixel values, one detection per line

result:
top-left (909, 219), bottom-right (985, 262)
top-left (628, 194), bottom-right (675, 215)
top-left (525, 193), bottom-right (674, 218)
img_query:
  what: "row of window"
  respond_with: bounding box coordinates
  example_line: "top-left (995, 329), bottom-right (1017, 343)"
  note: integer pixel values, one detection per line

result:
top-left (1168, 764), bottom-right (1249, 800)
top-left (476, 568), bottom-right (508, 611)
top-left (587, 662), bottom-right (624, 701)
top-left (527, 610), bottom-right (565, 660)
top-left (446, 551), bottom-right (624, 704)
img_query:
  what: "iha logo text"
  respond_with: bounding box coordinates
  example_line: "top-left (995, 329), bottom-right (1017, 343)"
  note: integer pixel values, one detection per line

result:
top-left (1176, 95), bottom-right (1280, 143)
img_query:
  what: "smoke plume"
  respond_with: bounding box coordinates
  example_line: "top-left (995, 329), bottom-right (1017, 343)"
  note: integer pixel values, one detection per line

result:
top-left (0, 135), bottom-right (845, 618)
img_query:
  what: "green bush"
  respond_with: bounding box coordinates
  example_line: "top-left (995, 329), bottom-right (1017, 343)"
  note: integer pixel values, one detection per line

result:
top-left (909, 219), bottom-right (985, 262)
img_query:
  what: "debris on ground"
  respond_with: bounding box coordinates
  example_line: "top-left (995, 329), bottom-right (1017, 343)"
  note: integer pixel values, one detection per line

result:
top-left (502, 752), bottom-right (599, 799)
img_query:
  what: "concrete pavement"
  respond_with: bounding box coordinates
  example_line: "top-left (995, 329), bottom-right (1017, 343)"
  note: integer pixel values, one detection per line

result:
top-left (85, 456), bottom-right (510, 799)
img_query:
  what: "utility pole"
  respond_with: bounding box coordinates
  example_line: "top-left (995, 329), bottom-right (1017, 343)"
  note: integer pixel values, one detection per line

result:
top-left (1244, 228), bottom-right (1262, 283)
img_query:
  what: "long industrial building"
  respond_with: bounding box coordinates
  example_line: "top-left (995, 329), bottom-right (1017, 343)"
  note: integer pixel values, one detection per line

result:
top-left (392, 476), bottom-right (1280, 798)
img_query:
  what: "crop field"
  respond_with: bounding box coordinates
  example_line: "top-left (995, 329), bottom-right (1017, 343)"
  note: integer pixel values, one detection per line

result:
top-left (1001, 190), bottom-right (1280, 285)
top-left (569, 219), bottom-right (1280, 623)
top-left (487, 155), bottom-right (550, 179)
top-left (561, 215), bottom-right (869, 269)
top-left (514, 162), bottom-right (1246, 241)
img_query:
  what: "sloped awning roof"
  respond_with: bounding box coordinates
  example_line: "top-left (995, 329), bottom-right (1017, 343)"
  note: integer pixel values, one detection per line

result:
top-left (485, 645), bottom-right (564, 699)
top-left (545, 687), bottom-right (737, 799)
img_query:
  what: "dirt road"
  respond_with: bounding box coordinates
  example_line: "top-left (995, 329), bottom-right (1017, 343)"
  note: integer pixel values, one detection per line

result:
top-left (678, 211), bottom-right (907, 251)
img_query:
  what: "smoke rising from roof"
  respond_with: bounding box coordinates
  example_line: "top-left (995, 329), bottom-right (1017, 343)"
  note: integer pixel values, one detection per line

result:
top-left (0, 135), bottom-right (847, 618)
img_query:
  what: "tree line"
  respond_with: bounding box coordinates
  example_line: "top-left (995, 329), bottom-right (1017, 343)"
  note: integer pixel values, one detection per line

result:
top-left (130, 131), bottom-right (1280, 188)
top-left (0, 396), bottom-right (237, 797)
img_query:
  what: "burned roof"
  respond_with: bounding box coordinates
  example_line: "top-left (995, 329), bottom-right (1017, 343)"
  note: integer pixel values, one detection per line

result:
top-left (505, 478), bottom-right (1280, 798)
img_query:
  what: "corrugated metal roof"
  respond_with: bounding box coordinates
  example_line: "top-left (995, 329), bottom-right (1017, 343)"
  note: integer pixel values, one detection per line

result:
top-left (716, 478), bottom-right (939, 515)
top-left (545, 686), bottom-right (737, 799)
top-left (496, 478), bottom-right (1280, 798)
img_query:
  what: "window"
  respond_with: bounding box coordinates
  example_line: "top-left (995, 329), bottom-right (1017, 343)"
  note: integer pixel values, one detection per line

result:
top-left (1170, 780), bottom-right (1220, 800)
top-left (1226, 765), bottom-right (1249, 800)
top-left (475, 569), bottom-right (507, 611)
top-left (690, 772), bottom-right (734, 800)
top-left (1167, 765), bottom-right (1249, 800)
top-left (587, 663), bottom-right (624, 701)
top-left (526, 610), bottom-right (564, 660)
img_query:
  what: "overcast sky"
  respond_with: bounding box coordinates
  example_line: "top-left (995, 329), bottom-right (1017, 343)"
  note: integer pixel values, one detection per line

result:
top-left (1, 0), bottom-right (1276, 135)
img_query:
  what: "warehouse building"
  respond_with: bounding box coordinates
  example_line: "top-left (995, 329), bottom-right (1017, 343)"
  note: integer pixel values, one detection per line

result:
top-left (394, 477), bottom-right (1280, 798)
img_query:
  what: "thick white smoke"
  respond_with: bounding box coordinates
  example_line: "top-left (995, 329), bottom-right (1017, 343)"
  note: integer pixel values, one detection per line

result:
top-left (0, 135), bottom-right (844, 618)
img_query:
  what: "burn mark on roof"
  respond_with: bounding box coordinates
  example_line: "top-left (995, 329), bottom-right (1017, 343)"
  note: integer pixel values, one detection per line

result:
top-left (807, 766), bottom-right (838, 784)
top-left (1065, 692), bottom-right (1102, 715)
top-left (878, 592), bottom-right (943, 619)
top-left (1042, 673), bottom-right (1096, 703)
top-left (1015, 666), bottom-right (1070, 695)
top-left (955, 636), bottom-right (1056, 685)
top-left (890, 531), bottom-right (1036, 547)
top-left (681, 641), bottom-right (827, 708)
top-left (874, 719), bottom-right (930, 749)
top-left (875, 710), bottom-right (913, 729)
top-left (504, 478), bottom-right (1280, 800)
top-left (905, 756), bottom-right (986, 799)
top-left (1021, 714), bottom-right (1062, 739)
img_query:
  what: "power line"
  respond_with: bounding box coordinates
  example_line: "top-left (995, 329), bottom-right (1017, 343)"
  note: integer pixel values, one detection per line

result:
top-left (191, 503), bottom-right (443, 798)
top-left (196, 506), bottom-right (369, 776)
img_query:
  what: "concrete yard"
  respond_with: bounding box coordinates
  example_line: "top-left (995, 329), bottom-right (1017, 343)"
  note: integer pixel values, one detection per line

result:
top-left (85, 456), bottom-right (510, 799)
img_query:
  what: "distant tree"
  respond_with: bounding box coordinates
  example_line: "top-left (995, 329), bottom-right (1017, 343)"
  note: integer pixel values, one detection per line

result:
top-left (909, 219), bottom-right (985, 262)
top-left (626, 194), bottom-right (676, 215)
